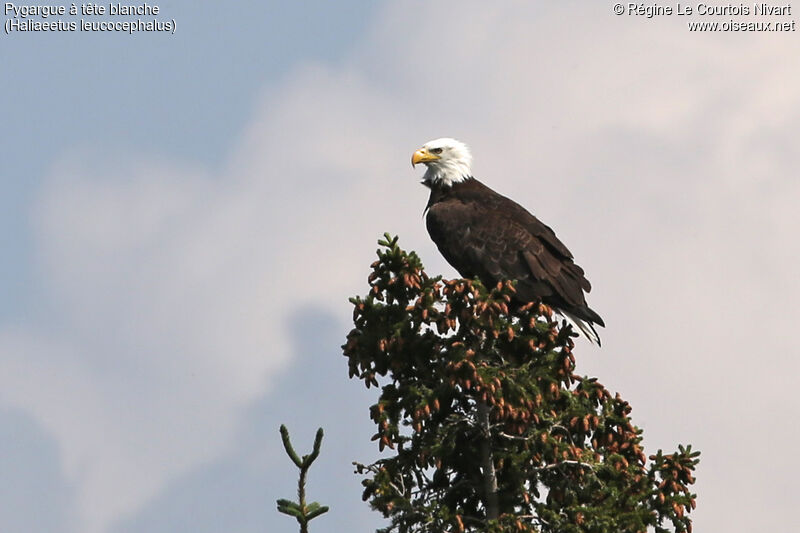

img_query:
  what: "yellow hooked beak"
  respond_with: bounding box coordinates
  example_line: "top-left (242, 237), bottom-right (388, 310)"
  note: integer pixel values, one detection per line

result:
top-left (412, 148), bottom-right (441, 167)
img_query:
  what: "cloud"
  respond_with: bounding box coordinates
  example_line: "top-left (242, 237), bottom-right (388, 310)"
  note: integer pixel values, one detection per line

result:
top-left (0, 405), bottom-right (76, 533)
top-left (110, 309), bottom-right (381, 533)
top-left (1, 2), bottom-right (798, 531)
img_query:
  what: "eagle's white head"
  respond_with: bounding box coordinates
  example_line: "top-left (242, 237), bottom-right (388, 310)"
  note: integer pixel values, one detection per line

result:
top-left (412, 138), bottom-right (473, 187)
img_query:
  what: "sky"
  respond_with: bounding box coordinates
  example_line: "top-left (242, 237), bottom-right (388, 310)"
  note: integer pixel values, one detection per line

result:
top-left (2, 1), bottom-right (799, 532)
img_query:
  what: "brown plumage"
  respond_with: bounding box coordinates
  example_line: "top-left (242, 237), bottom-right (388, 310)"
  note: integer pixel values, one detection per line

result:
top-left (413, 138), bottom-right (604, 344)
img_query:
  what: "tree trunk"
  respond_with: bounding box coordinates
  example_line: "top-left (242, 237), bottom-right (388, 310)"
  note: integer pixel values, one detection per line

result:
top-left (477, 401), bottom-right (499, 521)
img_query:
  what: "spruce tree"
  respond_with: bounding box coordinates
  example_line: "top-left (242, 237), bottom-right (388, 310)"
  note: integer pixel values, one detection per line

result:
top-left (344, 235), bottom-right (699, 533)
top-left (276, 425), bottom-right (329, 533)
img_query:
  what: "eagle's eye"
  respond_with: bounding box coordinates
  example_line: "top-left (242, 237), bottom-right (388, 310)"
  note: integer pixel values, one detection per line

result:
top-left (430, 147), bottom-right (443, 155)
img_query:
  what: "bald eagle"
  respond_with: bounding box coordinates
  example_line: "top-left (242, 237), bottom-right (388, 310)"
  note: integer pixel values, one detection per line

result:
top-left (412, 138), bottom-right (605, 345)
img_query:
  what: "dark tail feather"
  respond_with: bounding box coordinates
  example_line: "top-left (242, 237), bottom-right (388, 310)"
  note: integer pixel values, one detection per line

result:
top-left (562, 311), bottom-right (603, 346)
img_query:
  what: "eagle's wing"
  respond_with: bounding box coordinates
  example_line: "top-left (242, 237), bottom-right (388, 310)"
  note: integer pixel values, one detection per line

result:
top-left (426, 194), bottom-right (598, 322)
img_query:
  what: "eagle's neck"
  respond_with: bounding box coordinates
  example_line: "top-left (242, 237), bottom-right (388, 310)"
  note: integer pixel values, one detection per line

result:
top-left (424, 176), bottom-right (480, 213)
top-left (422, 160), bottom-right (472, 188)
